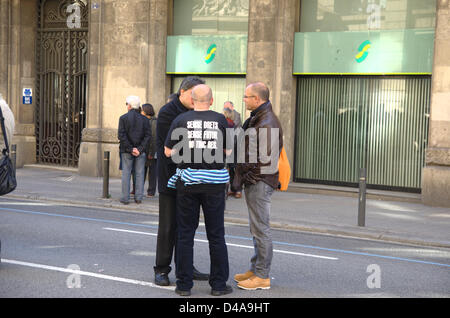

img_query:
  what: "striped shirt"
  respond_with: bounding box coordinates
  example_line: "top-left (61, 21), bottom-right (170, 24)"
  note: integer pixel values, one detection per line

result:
top-left (167, 168), bottom-right (230, 189)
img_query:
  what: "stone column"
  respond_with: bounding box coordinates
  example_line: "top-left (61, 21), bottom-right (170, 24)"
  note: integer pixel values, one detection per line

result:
top-left (147, 0), bottom-right (170, 111)
top-left (78, 0), bottom-right (170, 177)
top-left (246, 0), bottom-right (299, 175)
top-left (0, 0), bottom-right (10, 100)
top-left (422, 0), bottom-right (450, 207)
top-left (0, 0), bottom-right (37, 168)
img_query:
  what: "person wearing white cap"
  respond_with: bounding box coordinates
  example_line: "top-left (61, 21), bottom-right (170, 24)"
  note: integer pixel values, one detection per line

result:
top-left (118, 95), bottom-right (151, 204)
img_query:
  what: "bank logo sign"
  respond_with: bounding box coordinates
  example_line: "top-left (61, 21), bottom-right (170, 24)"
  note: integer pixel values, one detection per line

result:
top-left (293, 30), bottom-right (434, 74)
top-left (205, 44), bottom-right (217, 64)
top-left (166, 35), bottom-right (247, 74)
top-left (355, 40), bottom-right (371, 63)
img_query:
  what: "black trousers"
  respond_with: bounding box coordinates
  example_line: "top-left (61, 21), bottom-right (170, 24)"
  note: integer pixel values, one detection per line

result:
top-left (175, 190), bottom-right (229, 291)
top-left (154, 192), bottom-right (177, 274)
top-left (146, 159), bottom-right (157, 195)
top-left (228, 164), bottom-right (242, 193)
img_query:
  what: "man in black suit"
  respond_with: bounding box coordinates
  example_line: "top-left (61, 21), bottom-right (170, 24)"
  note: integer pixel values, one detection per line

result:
top-left (154, 76), bottom-right (210, 286)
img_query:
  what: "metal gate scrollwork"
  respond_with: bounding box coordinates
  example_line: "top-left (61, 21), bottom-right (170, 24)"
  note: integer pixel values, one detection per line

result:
top-left (36, 0), bottom-right (88, 166)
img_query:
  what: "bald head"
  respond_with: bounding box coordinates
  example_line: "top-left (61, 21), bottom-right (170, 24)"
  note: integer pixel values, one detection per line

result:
top-left (191, 84), bottom-right (213, 110)
top-left (244, 82), bottom-right (270, 111)
top-left (247, 82), bottom-right (269, 102)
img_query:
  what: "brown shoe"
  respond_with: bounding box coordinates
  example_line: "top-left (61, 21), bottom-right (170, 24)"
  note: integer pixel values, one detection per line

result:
top-left (234, 192), bottom-right (242, 198)
top-left (234, 270), bottom-right (255, 283)
top-left (237, 276), bottom-right (270, 290)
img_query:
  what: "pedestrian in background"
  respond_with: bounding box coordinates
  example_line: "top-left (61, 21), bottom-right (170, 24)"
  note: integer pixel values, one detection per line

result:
top-left (223, 104), bottom-right (242, 198)
top-left (154, 76), bottom-right (209, 286)
top-left (118, 95), bottom-right (150, 205)
top-left (223, 107), bottom-right (237, 199)
top-left (223, 101), bottom-right (242, 128)
top-left (142, 103), bottom-right (158, 197)
top-left (234, 82), bottom-right (283, 291)
top-left (223, 107), bottom-right (235, 129)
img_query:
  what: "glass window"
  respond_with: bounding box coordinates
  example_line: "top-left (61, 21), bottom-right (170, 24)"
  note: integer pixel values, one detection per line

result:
top-left (173, 0), bottom-right (249, 35)
top-left (295, 76), bottom-right (431, 190)
top-left (300, 0), bottom-right (436, 32)
top-left (172, 76), bottom-right (247, 120)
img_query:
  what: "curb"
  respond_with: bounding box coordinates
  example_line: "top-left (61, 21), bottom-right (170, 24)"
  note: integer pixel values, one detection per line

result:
top-left (4, 193), bottom-right (449, 249)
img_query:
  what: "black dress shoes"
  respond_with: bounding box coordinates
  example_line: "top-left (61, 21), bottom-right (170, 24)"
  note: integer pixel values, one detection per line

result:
top-left (175, 287), bottom-right (191, 297)
top-left (193, 267), bottom-right (209, 281)
top-left (154, 272), bottom-right (170, 286)
top-left (211, 284), bottom-right (233, 296)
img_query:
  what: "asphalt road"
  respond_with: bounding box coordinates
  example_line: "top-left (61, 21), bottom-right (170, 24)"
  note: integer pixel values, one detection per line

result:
top-left (0, 197), bottom-right (449, 299)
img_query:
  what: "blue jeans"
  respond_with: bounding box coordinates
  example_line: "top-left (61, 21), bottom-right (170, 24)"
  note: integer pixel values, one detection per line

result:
top-left (244, 181), bottom-right (274, 279)
top-left (121, 152), bottom-right (146, 202)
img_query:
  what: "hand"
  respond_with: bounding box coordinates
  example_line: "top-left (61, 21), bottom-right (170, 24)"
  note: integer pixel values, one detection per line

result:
top-left (132, 148), bottom-right (140, 157)
top-left (164, 146), bottom-right (172, 158)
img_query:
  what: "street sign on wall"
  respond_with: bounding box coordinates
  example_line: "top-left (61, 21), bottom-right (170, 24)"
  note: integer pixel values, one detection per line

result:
top-left (166, 35), bottom-right (247, 75)
top-left (23, 88), bottom-right (32, 104)
top-left (293, 29), bottom-right (435, 75)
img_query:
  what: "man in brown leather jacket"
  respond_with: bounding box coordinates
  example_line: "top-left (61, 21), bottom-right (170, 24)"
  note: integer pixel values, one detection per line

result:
top-left (233, 82), bottom-right (283, 291)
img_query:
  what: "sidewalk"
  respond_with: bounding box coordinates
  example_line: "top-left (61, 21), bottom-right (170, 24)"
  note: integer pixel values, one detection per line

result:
top-left (4, 165), bottom-right (450, 248)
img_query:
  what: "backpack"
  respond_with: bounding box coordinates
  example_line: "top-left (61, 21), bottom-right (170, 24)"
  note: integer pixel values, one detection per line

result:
top-left (278, 146), bottom-right (291, 191)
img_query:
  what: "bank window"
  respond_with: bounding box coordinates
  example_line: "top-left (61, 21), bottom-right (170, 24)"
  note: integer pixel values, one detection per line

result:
top-left (173, 0), bottom-right (249, 35)
top-left (300, 0), bottom-right (436, 32)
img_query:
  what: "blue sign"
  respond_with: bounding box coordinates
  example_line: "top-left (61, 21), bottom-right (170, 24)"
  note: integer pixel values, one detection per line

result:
top-left (23, 88), bottom-right (32, 105)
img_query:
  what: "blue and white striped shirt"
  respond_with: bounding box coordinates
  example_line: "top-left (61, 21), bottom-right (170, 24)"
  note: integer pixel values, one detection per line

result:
top-left (167, 168), bottom-right (230, 189)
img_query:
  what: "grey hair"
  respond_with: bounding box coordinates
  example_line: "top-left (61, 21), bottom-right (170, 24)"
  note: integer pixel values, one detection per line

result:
top-left (248, 82), bottom-right (270, 102)
top-left (126, 95), bottom-right (141, 109)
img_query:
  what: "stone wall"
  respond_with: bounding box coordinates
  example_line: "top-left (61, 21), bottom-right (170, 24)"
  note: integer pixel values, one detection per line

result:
top-left (79, 0), bottom-right (170, 177)
top-left (246, 0), bottom-right (299, 174)
top-left (422, 0), bottom-right (450, 207)
top-left (0, 0), bottom-right (37, 168)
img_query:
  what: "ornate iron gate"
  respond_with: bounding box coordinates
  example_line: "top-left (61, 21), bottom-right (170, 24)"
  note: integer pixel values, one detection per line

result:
top-left (36, 0), bottom-right (88, 166)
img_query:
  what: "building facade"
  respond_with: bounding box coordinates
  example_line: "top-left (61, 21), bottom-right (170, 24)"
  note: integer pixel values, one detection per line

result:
top-left (0, 0), bottom-right (449, 206)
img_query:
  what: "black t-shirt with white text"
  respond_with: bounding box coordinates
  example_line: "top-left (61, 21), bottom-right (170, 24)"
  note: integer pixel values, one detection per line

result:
top-left (165, 110), bottom-right (230, 171)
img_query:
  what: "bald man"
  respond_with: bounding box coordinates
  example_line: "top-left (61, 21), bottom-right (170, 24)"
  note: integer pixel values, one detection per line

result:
top-left (164, 84), bottom-right (233, 296)
top-left (234, 82), bottom-right (283, 291)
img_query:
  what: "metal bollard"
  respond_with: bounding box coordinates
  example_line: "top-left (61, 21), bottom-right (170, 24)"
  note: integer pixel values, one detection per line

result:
top-left (103, 151), bottom-right (110, 198)
top-left (358, 168), bottom-right (366, 227)
top-left (11, 144), bottom-right (17, 171)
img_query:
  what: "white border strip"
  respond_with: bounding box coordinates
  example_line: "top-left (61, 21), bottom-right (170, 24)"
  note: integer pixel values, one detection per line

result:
top-left (2, 259), bottom-right (175, 291)
top-left (103, 227), bottom-right (338, 261)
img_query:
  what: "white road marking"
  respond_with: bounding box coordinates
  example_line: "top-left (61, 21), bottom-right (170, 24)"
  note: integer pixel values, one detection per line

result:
top-left (0, 202), bottom-right (54, 206)
top-left (2, 258), bottom-right (175, 291)
top-left (104, 227), bottom-right (157, 236)
top-left (103, 227), bottom-right (338, 261)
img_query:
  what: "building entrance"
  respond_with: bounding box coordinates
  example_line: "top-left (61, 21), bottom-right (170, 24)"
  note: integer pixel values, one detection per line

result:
top-left (36, 0), bottom-right (88, 166)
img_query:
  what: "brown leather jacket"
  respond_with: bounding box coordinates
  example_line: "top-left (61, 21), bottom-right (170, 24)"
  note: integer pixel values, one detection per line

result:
top-left (234, 101), bottom-right (283, 189)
